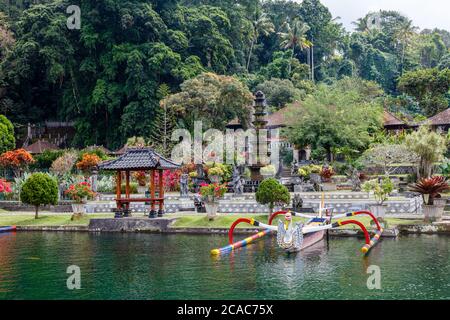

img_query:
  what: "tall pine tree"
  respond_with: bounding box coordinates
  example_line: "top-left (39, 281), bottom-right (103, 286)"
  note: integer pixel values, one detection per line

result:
top-left (149, 84), bottom-right (176, 157)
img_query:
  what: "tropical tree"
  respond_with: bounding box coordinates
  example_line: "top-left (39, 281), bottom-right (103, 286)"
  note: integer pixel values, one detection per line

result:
top-left (285, 78), bottom-right (384, 161)
top-left (405, 125), bottom-right (448, 179)
top-left (246, 12), bottom-right (274, 72)
top-left (278, 19), bottom-right (312, 75)
top-left (163, 72), bottom-right (253, 132)
top-left (398, 68), bottom-right (450, 116)
top-left (395, 19), bottom-right (418, 73)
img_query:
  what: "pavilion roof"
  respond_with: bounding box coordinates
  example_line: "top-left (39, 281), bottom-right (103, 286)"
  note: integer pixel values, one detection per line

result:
top-left (23, 139), bottom-right (59, 154)
top-left (383, 110), bottom-right (407, 127)
top-left (423, 108), bottom-right (450, 126)
top-left (98, 148), bottom-right (180, 171)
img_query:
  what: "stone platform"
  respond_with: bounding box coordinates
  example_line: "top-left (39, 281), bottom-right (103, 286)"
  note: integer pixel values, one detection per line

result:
top-left (88, 218), bottom-right (175, 232)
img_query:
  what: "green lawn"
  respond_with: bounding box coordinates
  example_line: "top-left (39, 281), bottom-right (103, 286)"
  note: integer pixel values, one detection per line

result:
top-left (0, 213), bottom-right (114, 226)
top-left (0, 211), bottom-right (424, 229)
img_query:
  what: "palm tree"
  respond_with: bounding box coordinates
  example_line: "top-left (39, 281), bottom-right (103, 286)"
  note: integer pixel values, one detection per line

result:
top-left (246, 12), bottom-right (274, 72)
top-left (395, 19), bottom-right (418, 73)
top-left (278, 19), bottom-right (312, 75)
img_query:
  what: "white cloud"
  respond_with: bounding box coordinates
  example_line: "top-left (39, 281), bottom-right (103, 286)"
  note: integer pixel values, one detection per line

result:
top-left (318, 0), bottom-right (450, 31)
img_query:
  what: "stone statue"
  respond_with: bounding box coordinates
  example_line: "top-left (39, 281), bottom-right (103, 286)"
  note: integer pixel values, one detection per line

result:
top-left (292, 194), bottom-right (303, 212)
top-left (196, 164), bottom-right (204, 178)
top-left (232, 166), bottom-right (244, 196)
top-left (180, 173), bottom-right (189, 198)
top-left (351, 168), bottom-right (361, 192)
top-left (291, 160), bottom-right (299, 176)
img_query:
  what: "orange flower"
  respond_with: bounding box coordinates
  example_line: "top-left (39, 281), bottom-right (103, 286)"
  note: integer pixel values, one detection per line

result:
top-left (0, 149), bottom-right (34, 169)
top-left (76, 154), bottom-right (101, 172)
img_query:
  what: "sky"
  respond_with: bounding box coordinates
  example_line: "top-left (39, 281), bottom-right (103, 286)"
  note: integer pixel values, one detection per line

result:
top-left (318, 0), bottom-right (450, 31)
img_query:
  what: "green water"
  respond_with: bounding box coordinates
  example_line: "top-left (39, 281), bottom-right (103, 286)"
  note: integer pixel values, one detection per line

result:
top-left (0, 232), bottom-right (449, 300)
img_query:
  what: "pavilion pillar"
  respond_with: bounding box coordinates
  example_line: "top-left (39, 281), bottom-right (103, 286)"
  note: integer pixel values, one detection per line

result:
top-left (158, 169), bottom-right (164, 217)
top-left (124, 170), bottom-right (131, 217)
top-left (115, 170), bottom-right (123, 218)
top-left (149, 169), bottom-right (157, 218)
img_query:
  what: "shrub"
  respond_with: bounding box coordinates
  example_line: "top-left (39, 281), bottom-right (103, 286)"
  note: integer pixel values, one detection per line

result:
top-left (50, 152), bottom-right (78, 176)
top-left (121, 182), bottom-right (138, 194)
top-left (0, 115), bottom-right (15, 154)
top-left (261, 165), bottom-right (276, 176)
top-left (256, 178), bottom-right (290, 215)
top-left (20, 173), bottom-right (58, 219)
top-left (31, 149), bottom-right (64, 170)
top-left (97, 176), bottom-right (115, 193)
top-left (362, 176), bottom-right (394, 205)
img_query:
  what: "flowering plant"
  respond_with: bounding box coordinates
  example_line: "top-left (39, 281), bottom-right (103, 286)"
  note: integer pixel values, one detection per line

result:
top-left (208, 166), bottom-right (224, 177)
top-left (64, 182), bottom-right (96, 203)
top-left (163, 170), bottom-right (180, 192)
top-left (261, 165), bottom-right (276, 176)
top-left (0, 179), bottom-right (12, 193)
top-left (133, 171), bottom-right (147, 186)
top-left (76, 154), bottom-right (101, 173)
top-left (298, 164), bottom-right (322, 178)
top-left (199, 183), bottom-right (227, 202)
top-left (0, 149), bottom-right (34, 177)
top-left (189, 171), bottom-right (198, 178)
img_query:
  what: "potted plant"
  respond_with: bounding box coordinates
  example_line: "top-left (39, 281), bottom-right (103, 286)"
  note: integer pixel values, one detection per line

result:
top-left (207, 166), bottom-right (224, 184)
top-left (362, 176), bottom-right (394, 218)
top-left (409, 176), bottom-right (450, 222)
top-left (261, 165), bottom-right (276, 179)
top-left (320, 166), bottom-right (336, 191)
top-left (133, 171), bottom-right (147, 194)
top-left (256, 178), bottom-right (291, 217)
top-left (298, 164), bottom-right (319, 180)
top-left (199, 183), bottom-right (227, 220)
top-left (65, 182), bottom-right (96, 219)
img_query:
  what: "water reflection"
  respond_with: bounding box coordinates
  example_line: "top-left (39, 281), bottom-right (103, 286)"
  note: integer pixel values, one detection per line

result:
top-left (0, 232), bottom-right (448, 300)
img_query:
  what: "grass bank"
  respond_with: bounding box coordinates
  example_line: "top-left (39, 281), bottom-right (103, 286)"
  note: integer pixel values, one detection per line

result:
top-left (0, 211), bottom-right (424, 229)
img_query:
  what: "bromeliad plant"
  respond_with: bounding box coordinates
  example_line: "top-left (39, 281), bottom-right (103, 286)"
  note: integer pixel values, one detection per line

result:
top-left (65, 182), bottom-right (96, 204)
top-left (409, 176), bottom-right (450, 205)
top-left (199, 183), bottom-right (227, 203)
top-left (320, 166), bottom-right (335, 182)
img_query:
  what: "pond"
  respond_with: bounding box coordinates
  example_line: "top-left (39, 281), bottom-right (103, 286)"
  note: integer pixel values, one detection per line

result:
top-left (0, 232), bottom-right (449, 300)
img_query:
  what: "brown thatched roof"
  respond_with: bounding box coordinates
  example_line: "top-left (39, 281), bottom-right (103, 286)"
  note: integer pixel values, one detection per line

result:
top-left (383, 110), bottom-right (406, 127)
top-left (23, 140), bottom-right (59, 154)
top-left (424, 108), bottom-right (450, 126)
